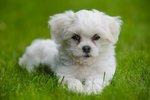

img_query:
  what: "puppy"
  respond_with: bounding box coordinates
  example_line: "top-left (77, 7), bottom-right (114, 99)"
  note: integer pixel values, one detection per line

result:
top-left (19, 9), bottom-right (122, 94)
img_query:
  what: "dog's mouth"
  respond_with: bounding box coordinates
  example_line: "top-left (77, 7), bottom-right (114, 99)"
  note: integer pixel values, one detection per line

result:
top-left (83, 53), bottom-right (92, 58)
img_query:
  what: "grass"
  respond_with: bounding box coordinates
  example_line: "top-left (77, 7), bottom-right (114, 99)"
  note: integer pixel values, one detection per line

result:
top-left (0, 0), bottom-right (150, 100)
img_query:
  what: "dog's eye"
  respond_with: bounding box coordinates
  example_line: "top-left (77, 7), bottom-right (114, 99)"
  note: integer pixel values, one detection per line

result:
top-left (92, 34), bottom-right (100, 41)
top-left (71, 34), bottom-right (81, 42)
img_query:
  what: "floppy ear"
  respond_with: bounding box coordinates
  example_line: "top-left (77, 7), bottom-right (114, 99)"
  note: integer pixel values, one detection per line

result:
top-left (108, 16), bottom-right (122, 43)
top-left (48, 11), bottom-right (74, 44)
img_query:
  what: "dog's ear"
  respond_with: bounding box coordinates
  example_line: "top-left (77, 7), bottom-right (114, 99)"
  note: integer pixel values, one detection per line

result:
top-left (48, 11), bottom-right (74, 44)
top-left (108, 16), bottom-right (122, 44)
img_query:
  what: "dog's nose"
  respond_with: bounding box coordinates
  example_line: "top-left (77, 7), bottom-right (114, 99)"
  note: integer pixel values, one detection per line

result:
top-left (82, 45), bottom-right (91, 53)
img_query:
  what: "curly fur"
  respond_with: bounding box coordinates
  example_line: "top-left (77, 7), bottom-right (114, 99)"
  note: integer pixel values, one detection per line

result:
top-left (19, 9), bottom-right (122, 94)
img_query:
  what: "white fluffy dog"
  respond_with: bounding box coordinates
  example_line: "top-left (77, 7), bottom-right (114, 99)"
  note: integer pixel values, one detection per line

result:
top-left (19, 9), bottom-right (122, 94)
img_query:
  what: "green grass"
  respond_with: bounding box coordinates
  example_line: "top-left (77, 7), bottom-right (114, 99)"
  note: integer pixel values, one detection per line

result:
top-left (0, 0), bottom-right (150, 100)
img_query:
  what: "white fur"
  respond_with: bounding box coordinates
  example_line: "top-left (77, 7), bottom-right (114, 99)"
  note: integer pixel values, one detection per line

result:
top-left (19, 9), bottom-right (122, 94)
top-left (19, 39), bottom-right (58, 72)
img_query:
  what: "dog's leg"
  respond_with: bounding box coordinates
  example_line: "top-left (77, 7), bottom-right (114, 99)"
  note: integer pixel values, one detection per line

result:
top-left (58, 76), bottom-right (84, 93)
top-left (84, 79), bottom-right (104, 94)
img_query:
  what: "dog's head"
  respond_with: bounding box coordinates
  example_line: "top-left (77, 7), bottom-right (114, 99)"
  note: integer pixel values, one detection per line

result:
top-left (49, 9), bottom-right (122, 59)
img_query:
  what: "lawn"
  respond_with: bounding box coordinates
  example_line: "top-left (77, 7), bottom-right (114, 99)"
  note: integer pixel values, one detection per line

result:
top-left (0, 0), bottom-right (150, 100)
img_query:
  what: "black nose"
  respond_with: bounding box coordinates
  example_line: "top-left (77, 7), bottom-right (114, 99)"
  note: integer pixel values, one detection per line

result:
top-left (82, 46), bottom-right (91, 53)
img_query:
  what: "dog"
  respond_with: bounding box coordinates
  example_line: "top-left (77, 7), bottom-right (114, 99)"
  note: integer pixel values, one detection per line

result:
top-left (19, 9), bottom-right (122, 94)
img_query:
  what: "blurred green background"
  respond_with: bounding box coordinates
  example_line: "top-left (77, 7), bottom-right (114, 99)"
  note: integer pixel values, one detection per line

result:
top-left (0, 0), bottom-right (150, 100)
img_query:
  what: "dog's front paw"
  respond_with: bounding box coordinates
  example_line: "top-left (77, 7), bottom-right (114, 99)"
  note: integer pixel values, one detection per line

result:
top-left (61, 78), bottom-right (84, 93)
top-left (84, 79), bottom-right (103, 94)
